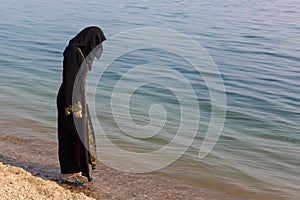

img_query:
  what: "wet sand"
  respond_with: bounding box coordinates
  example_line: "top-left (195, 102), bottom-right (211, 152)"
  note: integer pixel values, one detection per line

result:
top-left (0, 129), bottom-right (234, 200)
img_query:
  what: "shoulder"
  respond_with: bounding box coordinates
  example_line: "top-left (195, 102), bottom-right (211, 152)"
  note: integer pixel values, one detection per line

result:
top-left (64, 46), bottom-right (80, 58)
top-left (63, 46), bottom-right (83, 65)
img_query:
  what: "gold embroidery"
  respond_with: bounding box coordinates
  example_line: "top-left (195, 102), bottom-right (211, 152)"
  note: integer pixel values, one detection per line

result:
top-left (65, 105), bottom-right (72, 115)
top-left (87, 118), bottom-right (97, 169)
top-left (64, 101), bottom-right (82, 115)
top-left (77, 47), bottom-right (85, 59)
top-left (91, 160), bottom-right (97, 169)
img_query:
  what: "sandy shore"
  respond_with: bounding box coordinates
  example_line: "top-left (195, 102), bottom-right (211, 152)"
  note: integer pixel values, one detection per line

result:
top-left (0, 128), bottom-right (233, 200)
top-left (0, 162), bottom-right (94, 200)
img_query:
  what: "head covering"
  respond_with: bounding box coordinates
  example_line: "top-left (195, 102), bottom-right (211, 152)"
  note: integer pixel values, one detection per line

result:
top-left (66, 26), bottom-right (106, 56)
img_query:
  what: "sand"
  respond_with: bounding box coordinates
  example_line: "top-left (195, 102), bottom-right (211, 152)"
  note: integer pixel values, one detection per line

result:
top-left (0, 162), bottom-right (94, 200)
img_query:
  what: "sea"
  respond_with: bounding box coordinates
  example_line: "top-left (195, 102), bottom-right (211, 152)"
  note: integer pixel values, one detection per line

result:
top-left (0, 0), bottom-right (300, 199)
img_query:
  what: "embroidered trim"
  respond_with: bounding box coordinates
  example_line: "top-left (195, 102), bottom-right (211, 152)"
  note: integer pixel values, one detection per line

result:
top-left (77, 47), bottom-right (85, 59)
top-left (65, 101), bottom-right (82, 115)
top-left (91, 160), bottom-right (97, 169)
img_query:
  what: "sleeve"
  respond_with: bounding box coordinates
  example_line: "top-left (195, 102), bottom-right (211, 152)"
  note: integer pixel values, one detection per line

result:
top-left (63, 48), bottom-right (83, 115)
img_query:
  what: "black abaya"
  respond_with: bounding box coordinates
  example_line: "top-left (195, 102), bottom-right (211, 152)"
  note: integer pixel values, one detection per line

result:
top-left (56, 26), bottom-right (105, 180)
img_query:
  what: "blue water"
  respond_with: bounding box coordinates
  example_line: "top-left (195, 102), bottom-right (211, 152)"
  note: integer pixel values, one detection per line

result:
top-left (1, 0), bottom-right (300, 199)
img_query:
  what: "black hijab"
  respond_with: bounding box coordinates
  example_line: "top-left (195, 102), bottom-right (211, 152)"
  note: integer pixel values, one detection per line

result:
top-left (64, 26), bottom-right (106, 57)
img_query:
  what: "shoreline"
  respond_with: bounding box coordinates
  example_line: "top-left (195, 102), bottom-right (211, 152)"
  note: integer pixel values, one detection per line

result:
top-left (0, 128), bottom-right (229, 200)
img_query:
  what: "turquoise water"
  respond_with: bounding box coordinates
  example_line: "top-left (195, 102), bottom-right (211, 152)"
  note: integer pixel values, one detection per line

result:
top-left (1, 0), bottom-right (300, 199)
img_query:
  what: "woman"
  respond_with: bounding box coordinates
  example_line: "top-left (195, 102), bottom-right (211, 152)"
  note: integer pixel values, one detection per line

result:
top-left (57, 26), bottom-right (106, 185)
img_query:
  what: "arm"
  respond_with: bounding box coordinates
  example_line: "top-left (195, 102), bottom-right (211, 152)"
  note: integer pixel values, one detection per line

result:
top-left (63, 48), bottom-right (83, 117)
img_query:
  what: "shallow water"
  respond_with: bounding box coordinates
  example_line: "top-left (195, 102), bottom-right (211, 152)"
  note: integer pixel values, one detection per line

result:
top-left (1, 0), bottom-right (300, 199)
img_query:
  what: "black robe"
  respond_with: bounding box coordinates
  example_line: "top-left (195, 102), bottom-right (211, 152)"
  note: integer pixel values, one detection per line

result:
top-left (56, 26), bottom-right (105, 181)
